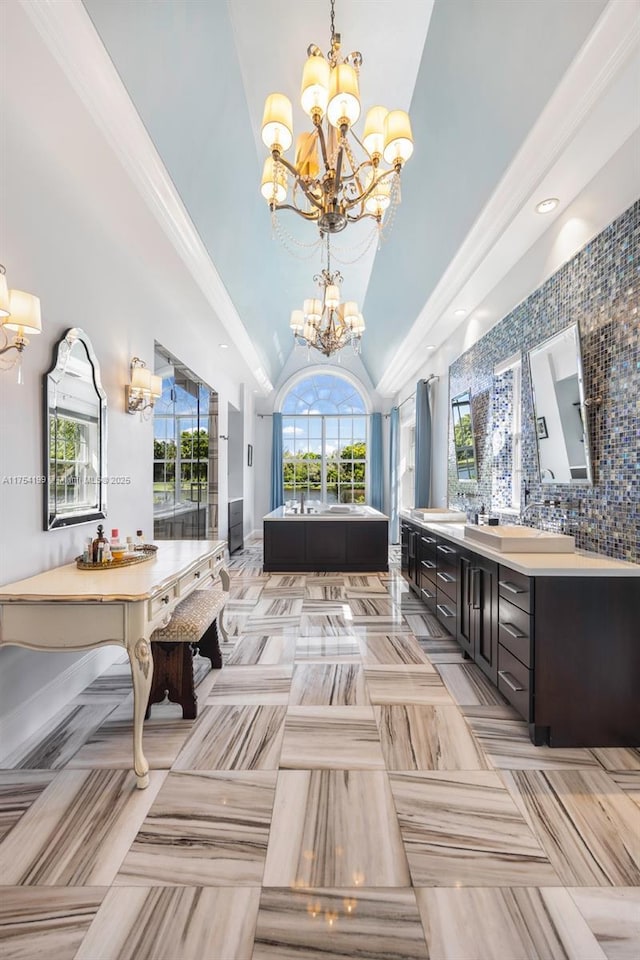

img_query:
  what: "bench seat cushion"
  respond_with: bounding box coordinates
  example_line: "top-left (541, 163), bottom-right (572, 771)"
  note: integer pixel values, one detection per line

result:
top-left (152, 585), bottom-right (226, 643)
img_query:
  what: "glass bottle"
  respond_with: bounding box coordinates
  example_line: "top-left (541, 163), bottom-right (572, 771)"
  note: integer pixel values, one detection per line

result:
top-left (92, 524), bottom-right (107, 563)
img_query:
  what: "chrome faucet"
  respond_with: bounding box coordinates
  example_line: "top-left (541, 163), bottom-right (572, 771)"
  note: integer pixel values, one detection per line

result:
top-left (520, 498), bottom-right (563, 526)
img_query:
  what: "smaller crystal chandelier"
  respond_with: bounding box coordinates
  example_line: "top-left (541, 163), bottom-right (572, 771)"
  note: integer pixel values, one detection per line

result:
top-left (289, 235), bottom-right (365, 357)
top-left (260, 0), bottom-right (414, 237)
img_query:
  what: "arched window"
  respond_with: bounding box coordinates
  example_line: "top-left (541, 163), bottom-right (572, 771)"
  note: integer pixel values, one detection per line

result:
top-left (281, 373), bottom-right (368, 504)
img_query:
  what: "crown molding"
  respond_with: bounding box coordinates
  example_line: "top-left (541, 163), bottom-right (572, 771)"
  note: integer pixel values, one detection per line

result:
top-left (376, 0), bottom-right (640, 396)
top-left (20, 0), bottom-right (273, 394)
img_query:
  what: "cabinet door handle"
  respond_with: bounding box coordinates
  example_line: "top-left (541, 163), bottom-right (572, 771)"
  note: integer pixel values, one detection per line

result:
top-left (421, 559), bottom-right (436, 569)
top-left (500, 622), bottom-right (526, 640)
top-left (437, 545), bottom-right (456, 554)
top-left (472, 568), bottom-right (482, 610)
top-left (499, 580), bottom-right (525, 595)
top-left (437, 603), bottom-right (455, 618)
top-left (421, 536), bottom-right (436, 544)
top-left (421, 587), bottom-right (435, 601)
top-left (437, 572), bottom-right (455, 583)
top-left (498, 669), bottom-right (524, 693)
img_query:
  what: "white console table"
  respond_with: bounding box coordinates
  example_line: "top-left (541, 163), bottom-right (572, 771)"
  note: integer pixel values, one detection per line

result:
top-left (0, 540), bottom-right (227, 788)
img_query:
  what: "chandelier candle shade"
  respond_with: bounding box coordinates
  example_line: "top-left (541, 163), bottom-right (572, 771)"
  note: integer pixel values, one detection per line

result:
top-left (260, 0), bottom-right (414, 236)
top-left (290, 235), bottom-right (365, 358)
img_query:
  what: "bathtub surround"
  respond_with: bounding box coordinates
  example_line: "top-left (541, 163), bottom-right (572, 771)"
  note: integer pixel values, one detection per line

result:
top-left (449, 200), bottom-right (639, 563)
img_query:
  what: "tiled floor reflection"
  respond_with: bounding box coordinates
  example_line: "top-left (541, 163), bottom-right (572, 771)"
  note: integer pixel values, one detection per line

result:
top-left (1, 537), bottom-right (638, 959)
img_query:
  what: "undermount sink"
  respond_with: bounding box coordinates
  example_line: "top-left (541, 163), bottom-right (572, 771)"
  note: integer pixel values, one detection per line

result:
top-left (412, 508), bottom-right (467, 523)
top-left (464, 524), bottom-right (575, 553)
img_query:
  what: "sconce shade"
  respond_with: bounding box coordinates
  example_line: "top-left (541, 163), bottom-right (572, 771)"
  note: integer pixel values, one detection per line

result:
top-left (0, 270), bottom-right (9, 318)
top-left (301, 54), bottom-right (330, 117)
top-left (327, 63), bottom-right (360, 128)
top-left (261, 93), bottom-right (293, 152)
top-left (150, 374), bottom-right (162, 398)
top-left (261, 156), bottom-right (287, 203)
top-left (364, 170), bottom-right (392, 213)
top-left (303, 298), bottom-right (323, 323)
top-left (4, 290), bottom-right (42, 334)
top-left (362, 105), bottom-right (388, 158)
top-left (131, 365), bottom-right (151, 392)
top-left (383, 109), bottom-right (414, 164)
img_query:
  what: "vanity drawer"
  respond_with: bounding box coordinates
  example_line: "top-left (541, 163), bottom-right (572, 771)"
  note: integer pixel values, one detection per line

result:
top-left (497, 645), bottom-right (532, 721)
top-left (419, 580), bottom-right (437, 611)
top-left (498, 596), bottom-right (533, 667)
top-left (435, 591), bottom-right (456, 630)
top-left (419, 557), bottom-right (437, 587)
top-left (498, 566), bottom-right (532, 613)
top-left (418, 533), bottom-right (437, 561)
top-left (435, 567), bottom-right (457, 602)
top-left (148, 584), bottom-right (178, 620)
top-left (178, 558), bottom-right (212, 596)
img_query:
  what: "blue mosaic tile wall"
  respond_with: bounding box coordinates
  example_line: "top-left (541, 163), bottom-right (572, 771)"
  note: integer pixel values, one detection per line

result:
top-left (448, 199), bottom-right (639, 563)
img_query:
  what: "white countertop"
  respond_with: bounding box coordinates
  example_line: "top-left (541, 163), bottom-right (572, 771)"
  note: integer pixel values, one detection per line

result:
top-left (400, 512), bottom-right (640, 578)
top-left (265, 505), bottom-right (389, 522)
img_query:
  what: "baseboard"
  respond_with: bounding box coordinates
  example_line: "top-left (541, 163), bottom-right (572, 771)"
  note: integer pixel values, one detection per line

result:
top-left (0, 646), bottom-right (121, 761)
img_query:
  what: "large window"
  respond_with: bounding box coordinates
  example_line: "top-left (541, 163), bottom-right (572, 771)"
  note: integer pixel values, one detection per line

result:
top-left (282, 374), bottom-right (367, 504)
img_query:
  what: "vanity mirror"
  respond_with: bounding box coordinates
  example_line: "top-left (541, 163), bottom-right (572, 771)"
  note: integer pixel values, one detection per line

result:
top-left (451, 390), bottom-right (478, 480)
top-left (528, 323), bottom-right (593, 484)
top-left (44, 328), bottom-right (107, 529)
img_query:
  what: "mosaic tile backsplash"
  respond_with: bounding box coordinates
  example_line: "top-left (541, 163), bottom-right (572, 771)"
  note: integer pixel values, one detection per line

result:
top-left (448, 199), bottom-right (639, 563)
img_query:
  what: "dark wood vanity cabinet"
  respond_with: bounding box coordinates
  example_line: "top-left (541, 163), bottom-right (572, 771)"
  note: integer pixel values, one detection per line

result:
top-left (400, 515), bottom-right (640, 748)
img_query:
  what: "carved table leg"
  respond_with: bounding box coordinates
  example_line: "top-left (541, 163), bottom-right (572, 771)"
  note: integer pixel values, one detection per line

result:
top-left (128, 637), bottom-right (154, 789)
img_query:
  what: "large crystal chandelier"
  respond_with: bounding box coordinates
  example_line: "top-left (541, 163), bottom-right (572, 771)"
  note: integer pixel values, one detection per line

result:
top-left (289, 234), bottom-right (365, 357)
top-left (260, 0), bottom-right (414, 236)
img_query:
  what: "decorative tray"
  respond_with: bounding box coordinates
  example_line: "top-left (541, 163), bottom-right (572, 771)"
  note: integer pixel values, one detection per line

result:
top-left (76, 545), bottom-right (158, 570)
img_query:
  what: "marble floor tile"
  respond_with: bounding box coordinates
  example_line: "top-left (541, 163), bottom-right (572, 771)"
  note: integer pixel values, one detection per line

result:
top-left (172, 705), bottom-right (286, 770)
top-left (502, 769), bottom-right (640, 886)
top-left (353, 618), bottom-right (413, 634)
top-left (375, 705), bottom-right (490, 771)
top-left (75, 886), bottom-right (260, 960)
top-left (404, 613), bottom-right (450, 639)
top-left (467, 717), bottom-right (601, 769)
top-left (348, 597), bottom-right (397, 619)
top-left (0, 771), bottom-right (56, 843)
top-left (416, 886), bottom-right (607, 960)
top-left (65, 713), bottom-right (193, 770)
top-left (264, 574), bottom-right (307, 591)
top-left (115, 771), bottom-right (277, 886)
top-left (608, 772), bottom-right (640, 807)
top-left (0, 770), bottom-right (164, 885)
top-left (241, 615), bottom-right (302, 635)
top-left (437, 662), bottom-right (509, 706)
top-left (388, 771), bottom-right (561, 886)
top-left (295, 636), bottom-right (362, 662)
top-left (250, 596), bottom-right (304, 620)
top-left (225, 634), bottom-right (296, 665)
top-left (228, 584), bottom-right (264, 603)
top-left (568, 887), bottom-right (640, 960)
top-left (344, 575), bottom-right (388, 594)
top-left (299, 614), bottom-right (351, 636)
top-left (253, 888), bottom-right (429, 960)
top-left (358, 633), bottom-right (430, 665)
top-left (304, 583), bottom-right (346, 601)
top-left (461, 704), bottom-right (521, 721)
top-left (72, 662), bottom-right (135, 703)
top-left (280, 708), bottom-right (385, 769)
top-left (300, 600), bottom-right (349, 617)
top-left (1, 703), bottom-right (118, 770)
top-left (592, 748), bottom-right (640, 772)
top-left (364, 666), bottom-right (453, 706)
top-left (207, 665), bottom-right (292, 705)
top-left (263, 770), bottom-right (410, 887)
top-left (289, 664), bottom-right (369, 706)
top-left (418, 637), bottom-right (465, 663)
top-left (0, 887), bottom-right (107, 960)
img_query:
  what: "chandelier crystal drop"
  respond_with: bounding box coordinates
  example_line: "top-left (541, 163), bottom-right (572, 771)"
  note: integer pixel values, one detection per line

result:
top-left (290, 235), bottom-right (365, 358)
top-left (260, 0), bottom-right (414, 237)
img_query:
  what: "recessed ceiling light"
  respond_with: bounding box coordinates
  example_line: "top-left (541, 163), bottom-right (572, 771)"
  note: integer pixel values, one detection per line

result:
top-left (219, 343), bottom-right (229, 349)
top-left (535, 197), bottom-right (559, 214)
top-left (454, 309), bottom-right (467, 318)
top-left (425, 344), bottom-right (436, 350)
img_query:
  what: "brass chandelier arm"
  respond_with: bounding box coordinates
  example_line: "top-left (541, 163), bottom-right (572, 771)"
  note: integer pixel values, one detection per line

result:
top-left (273, 152), bottom-right (325, 211)
top-left (271, 203), bottom-right (321, 221)
top-left (314, 115), bottom-right (331, 170)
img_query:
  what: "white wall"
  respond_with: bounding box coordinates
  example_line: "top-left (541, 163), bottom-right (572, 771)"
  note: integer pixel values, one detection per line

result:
top-left (0, 2), bottom-right (257, 755)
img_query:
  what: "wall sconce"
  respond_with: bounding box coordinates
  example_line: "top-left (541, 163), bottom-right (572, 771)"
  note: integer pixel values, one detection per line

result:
top-left (125, 357), bottom-right (162, 415)
top-left (0, 264), bottom-right (43, 382)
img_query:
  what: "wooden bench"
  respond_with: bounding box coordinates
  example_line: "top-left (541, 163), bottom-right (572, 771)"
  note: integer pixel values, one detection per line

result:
top-left (146, 569), bottom-right (229, 719)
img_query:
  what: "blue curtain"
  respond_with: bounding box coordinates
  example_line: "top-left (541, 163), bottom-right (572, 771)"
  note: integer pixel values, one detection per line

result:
top-left (389, 406), bottom-right (400, 542)
top-left (270, 412), bottom-right (284, 511)
top-left (370, 412), bottom-right (383, 511)
top-left (414, 379), bottom-right (432, 507)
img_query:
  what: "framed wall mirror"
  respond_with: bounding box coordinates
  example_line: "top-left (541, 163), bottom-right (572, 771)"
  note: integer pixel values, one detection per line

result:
top-left (44, 328), bottom-right (107, 529)
top-left (451, 390), bottom-right (478, 480)
top-left (528, 323), bottom-right (593, 484)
